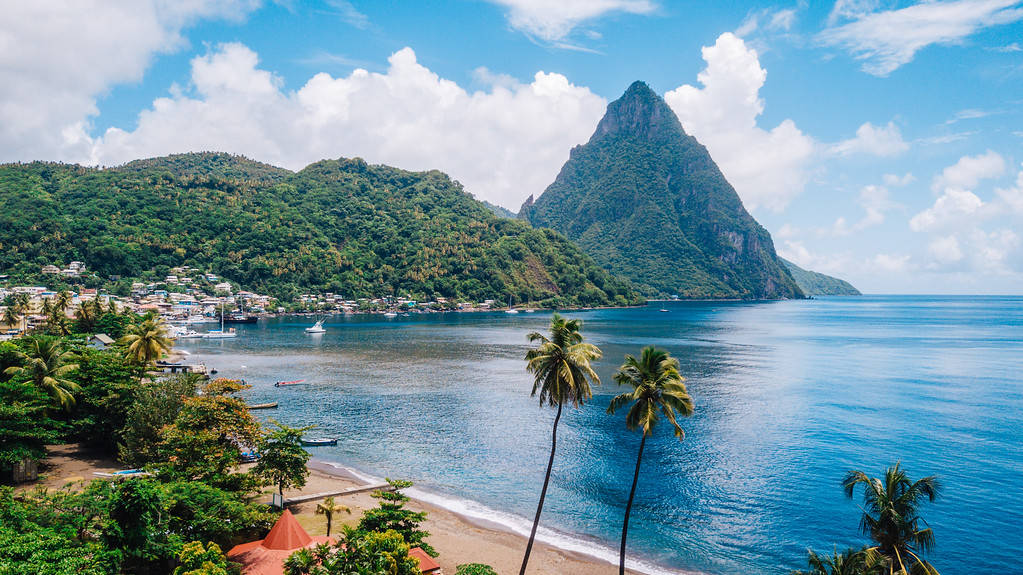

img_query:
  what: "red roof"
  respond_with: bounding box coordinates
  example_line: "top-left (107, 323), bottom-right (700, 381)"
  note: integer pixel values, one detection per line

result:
top-left (227, 509), bottom-right (333, 575)
top-left (409, 547), bottom-right (441, 573)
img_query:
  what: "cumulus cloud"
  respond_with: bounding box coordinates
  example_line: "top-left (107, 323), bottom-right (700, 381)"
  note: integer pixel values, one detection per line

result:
top-left (995, 164), bottom-right (1023, 213)
top-left (910, 188), bottom-right (986, 231)
top-left (883, 172), bottom-right (916, 187)
top-left (0, 0), bottom-right (260, 162)
top-left (483, 0), bottom-right (656, 43)
top-left (820, 183), bottom-right (898, 237)
top-left (931, 149), bottom-right (1006, 191)
top-left (819, 0), bottom-right (1023, 76)
top-left (827, 121), bottom-right (910, 157)
top-left (664, 33), bottom-right (815, 212)
top-left (81, 44), bottom-right (607, 209)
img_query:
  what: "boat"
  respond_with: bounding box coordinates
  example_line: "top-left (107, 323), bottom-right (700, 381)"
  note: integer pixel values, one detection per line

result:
top-left (305, 319), bottom-right (326, 333)
top-left (204, 302), bottom-right (238, 338)
top-left (274, 379), bottom-right (305, 387)
top-left (177, 329), bottom-right (204, 339)
top-left (383, 311), bottom-right (398, 318)
top-left (224, 313), bottom-right (259, 324)
top-left (659, 308), bottom-right (669, 312)
top-left (505, 309), bottom-right (519, 314)
top-left (300, 438), bottom-right (338, 447)
top-left (248, 402), bottom-right (278, 410)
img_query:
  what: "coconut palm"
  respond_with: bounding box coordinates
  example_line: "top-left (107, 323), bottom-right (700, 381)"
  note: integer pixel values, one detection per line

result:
top-left (75, 300), bottom-right (98, 332)
top-left (843, 463), bottom-right (941, 575)
top-left (120, 314), bottom-right (173, 375)
top-left (316, 496), bottom-right (352, 537)
top-left (793, 547), bottom-right (872, 575)
top-left (55, 290), bottom-right (72, 314)
top-left (40, 298), bottom-right (53, 317)
top-left (4, 336), bottom-right (80, 410)
top-left (2, 304), bottom-right (18, 330)
top-left (607, 346), bottom-right (694, 575)
top-left (519, 313), bottom-right (602, 575)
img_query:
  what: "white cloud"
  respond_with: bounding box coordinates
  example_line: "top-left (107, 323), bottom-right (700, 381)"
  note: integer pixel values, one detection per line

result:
top-left (324, 0), bottom-right (369, 29)
top-left (820, 183), bottom-right (897, 236)
top-left (818, 0), bottom-right (1023, 76)
top-left (484, 0), bottom-right (656, 42)
top-left (910, 188), bottom-right (986, 231)
top-left (735, 7), bottom-right (798, 36)
top-left (883, 172), bottom-right (915, 186)
top-left (995, 165), bottom-right (1023, 213)
top-left (0, 0), bottom-right (260, 162)
top-left (928, 235), bottom-right (964, 263)
top-left (827, 121), bottom-right (910, 157)
top-left (81, 44), bottom-right (607, 210)
top-left (871, 253), bottom-right (912, 273)
top-left (931, 149), bottom-right (1006, 191)
top-left (664, 33), bottom-right (814, 211)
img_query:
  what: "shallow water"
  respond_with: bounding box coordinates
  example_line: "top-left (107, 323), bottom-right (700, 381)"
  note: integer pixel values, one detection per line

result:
top-left (179, 296), bottom-right (1023, 574)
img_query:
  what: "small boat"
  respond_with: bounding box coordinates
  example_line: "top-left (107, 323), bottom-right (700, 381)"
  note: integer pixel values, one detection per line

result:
top-left (274, 379), bottom-right (305, 387)
top-left (659, 308), bottom-right (669, 313)
top-left (224, 313), bottom-right (259, 324)
top-left (505, 309), bottom-right (519, 314)
top-left (524, 309), bottom-right (535, 313)
top-left (203, 328), bottom-right (237, 339)
top-left (301, 438), bottom-right (338, 447)
top-left (248, 402), bottom-right (278, 410)
top-left (383, 312), bottom-right (397, 318)
top-left (305, 319), bottom-right (326, 333)
top-left (177, 329), bottom-right (204, 339)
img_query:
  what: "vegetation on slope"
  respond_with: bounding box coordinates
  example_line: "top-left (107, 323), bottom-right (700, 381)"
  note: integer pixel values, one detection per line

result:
top-left (781, 258), bottom-right (861, 296)
top-left (0, 154), bottom-right (640, 307)
top-left (520, 81), bottom-right (803, 300)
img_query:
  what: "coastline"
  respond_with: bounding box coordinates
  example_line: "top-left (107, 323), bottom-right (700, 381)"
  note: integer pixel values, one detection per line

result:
top-left (296, 459), bottom-right (701, 575)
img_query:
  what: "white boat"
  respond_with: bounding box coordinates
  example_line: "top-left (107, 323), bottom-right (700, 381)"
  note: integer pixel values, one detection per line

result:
top-left (305, 319), bottom-right (326, 333)
top-left (505, 309), bottom-right (519, 314)
top-left (203, 328), bottom-right (236, 339)
top-left (383, 312), bottom-right (398, 318)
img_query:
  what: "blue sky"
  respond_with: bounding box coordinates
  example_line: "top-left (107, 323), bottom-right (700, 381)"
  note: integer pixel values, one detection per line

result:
top-left (2, 1), bottom-right (1022, 294)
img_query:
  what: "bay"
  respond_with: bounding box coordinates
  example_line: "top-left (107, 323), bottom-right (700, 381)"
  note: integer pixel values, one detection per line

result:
top-left (177, 295), bottom-right (1023, 574)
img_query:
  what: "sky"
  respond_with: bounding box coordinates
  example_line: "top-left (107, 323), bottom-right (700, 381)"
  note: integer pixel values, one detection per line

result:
top-left (2, 1), bottom-right (1022, 294)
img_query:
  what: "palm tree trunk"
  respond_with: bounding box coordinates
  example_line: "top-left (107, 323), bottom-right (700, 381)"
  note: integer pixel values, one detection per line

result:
top-left (519, 401), bottom-right (563, 575)
top-left (620, 433), bottom-right (647, 575)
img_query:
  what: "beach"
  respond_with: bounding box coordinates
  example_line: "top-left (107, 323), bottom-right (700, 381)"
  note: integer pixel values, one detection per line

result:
top-left (286, 461), bottom-right (651, 575)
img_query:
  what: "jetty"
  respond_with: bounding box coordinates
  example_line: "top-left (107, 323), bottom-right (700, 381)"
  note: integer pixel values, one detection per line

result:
top-left (280, 482), bottom-right (392, 506)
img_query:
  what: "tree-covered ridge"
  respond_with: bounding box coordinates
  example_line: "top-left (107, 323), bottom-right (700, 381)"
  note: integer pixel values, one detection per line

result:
top-left (781, 258), bottom-right (861, 296)
top-left (0, 154), bottom-right (639, 307)
top-left (520, 81), bottom-right (804, 300)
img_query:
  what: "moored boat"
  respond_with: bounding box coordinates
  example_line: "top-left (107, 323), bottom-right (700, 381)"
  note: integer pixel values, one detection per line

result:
top-left (305, 319), bottom-right (326, 333)
top-left (274, 379), bottom-right (305, 387)
top-left (248, 402), bottom-right (278, 410)
top-left (300, 438), bottom-right (338, 446)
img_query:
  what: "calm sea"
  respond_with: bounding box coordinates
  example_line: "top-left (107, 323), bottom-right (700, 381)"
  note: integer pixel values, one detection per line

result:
top-left (179, 296), bottom-right (1023, 575)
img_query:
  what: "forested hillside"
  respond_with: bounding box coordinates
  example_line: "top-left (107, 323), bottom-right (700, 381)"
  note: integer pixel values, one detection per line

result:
top-left (0, 153), bottom-right (640, 307)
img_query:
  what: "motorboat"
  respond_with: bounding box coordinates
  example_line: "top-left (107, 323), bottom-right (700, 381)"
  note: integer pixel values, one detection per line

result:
top-left (383, 311), bottom-right (398, 318)
top-left (300, 438), bottom-right (338, 447)
top-left (305, 319), bottom-right (326, 333)
top-left (274, 379), bottom-right (305, 387)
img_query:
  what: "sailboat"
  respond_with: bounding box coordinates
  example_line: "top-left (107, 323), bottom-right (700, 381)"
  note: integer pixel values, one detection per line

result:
top-left (505, 294), bottom-right (519, 314)
top-left (305, 319), bottom-right (326, 333)
top-left (203, 302), bottom-right (237, 339)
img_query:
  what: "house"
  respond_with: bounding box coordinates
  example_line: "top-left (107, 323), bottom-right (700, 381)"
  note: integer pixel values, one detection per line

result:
top-left (41, 265), bottom-right (60, 274)
top-left (227, 509), bottom-right (334, 575)
top-left (409, 547), bottom-right (442, 574)
top-left (89, 334), bottom-right (115, 349)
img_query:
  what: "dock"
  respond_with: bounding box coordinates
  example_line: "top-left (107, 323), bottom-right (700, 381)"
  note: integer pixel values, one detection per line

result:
top-left (280, 482), bottom-right (392, 506)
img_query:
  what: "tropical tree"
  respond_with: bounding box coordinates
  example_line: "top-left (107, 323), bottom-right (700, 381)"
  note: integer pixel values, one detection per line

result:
top-left (606, 346), bottom-right (694, 575)
top-left (359, 479), bottom-right (435, 556)
top-left (253, 420), bottom-right (313, 500)
top-left (55, 290), bottom-right (72, 314)
top-left (519, 313), bottom-right (602, 575)
top-left (75, 300), bottom-right (101, 333)
top-left (793, 547), bottom-right (872, 575)
top-left (316, 496), bottom-right (351, 537)
top-left (119, 314), bottom-right (172, 376)
top-left (1, 305), bottom-right (18, 331)
top-left (40, 298), bottom-right (53, 318)
top-left (3, 336), bottom-right (80, 410)
top-left (843, 463), bottom-right (941, 575)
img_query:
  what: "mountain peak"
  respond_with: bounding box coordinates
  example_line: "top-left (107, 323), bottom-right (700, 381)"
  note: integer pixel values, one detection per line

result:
top-left (591, 81), bottom-right (685, 142)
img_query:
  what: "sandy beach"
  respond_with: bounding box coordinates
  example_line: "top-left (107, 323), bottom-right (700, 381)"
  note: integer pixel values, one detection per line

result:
top-left (283, 462), bottom-right (648, 575)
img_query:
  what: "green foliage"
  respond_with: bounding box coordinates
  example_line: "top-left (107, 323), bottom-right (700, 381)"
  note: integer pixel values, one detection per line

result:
top-left (456, 564), bottom-right (499, 575)
top-left (781, 258), bottom-right (861, 296)
top-left (119, 374), bottom-right (198, 466)
top-left (520, 81), bottom-right (803, 300)
top-left (284, 527), bottom-right (421, 575)
top-left (3, 336), bottom-right (80, 410)
top-left (0, 380), bottom-right (60, 467)
top-left (316, 496), bottom-right (351, 537)
top-left (173, 541), bottom-right (232, 575)
top-left (67, 347), bottom-right (141, 453)
top-left (104, 477), bottom-right (180, 573)
top-left (120, 313), bottom-right (173, 369)
top-left (253, 420), bottom-right (312, 498)
top-left (792, 547), bottom-right (873, 575)
top-left (0, 153), bottom-right (640, 307)
top-left (358, 479), bottom-right (436, 557)
top-left (161, 480), bottom-right (277, 549)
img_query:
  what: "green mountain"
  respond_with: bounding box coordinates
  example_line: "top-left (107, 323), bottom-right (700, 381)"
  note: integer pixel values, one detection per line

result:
top-left (780, 258), bottom-right (861, 296)
top-left (479, 199), bottom-right (517, 219)
top-left (520, 81), bottom-right (803, 300)
top-left (0, 153), bottom-right (640, 307)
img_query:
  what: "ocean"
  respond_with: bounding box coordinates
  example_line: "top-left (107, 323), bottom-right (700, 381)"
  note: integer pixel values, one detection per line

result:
top-left (177, 296), bottom-right (1023, 574)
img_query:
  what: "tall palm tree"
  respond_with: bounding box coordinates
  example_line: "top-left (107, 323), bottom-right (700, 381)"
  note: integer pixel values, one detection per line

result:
top-left (316, 496), bottom-right (352, 536)
top-left (55, 290), bottom-right (72, 314)
top-left (607, 346), bottom-right (694, 575)
top-left (15, 293), bottom-right (31, 331)
top-left (2, 304), bottom-right (18, 330)
top-left (40, 298), bottom-right (53, 318)
top-left (4, 336), bottom-right (80, 410)
top-left (120, 314), bottom-right (173, 377)
top-left (843, 463), bottom-right (941, 575)
top-left (519, 313), bottom-right (602, 575)
top-left (75, 301), bottom-right (98, 332)
top-left (793, 548), bottom-right (871, 575)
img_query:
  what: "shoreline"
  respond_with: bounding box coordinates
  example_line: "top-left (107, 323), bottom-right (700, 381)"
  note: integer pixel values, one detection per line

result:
top-left (300, 459), bottom-right (701, 575)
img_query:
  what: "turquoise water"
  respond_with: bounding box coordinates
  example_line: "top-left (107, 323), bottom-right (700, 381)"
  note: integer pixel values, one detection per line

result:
top-left (179, 296), bottom-right (1023, 574)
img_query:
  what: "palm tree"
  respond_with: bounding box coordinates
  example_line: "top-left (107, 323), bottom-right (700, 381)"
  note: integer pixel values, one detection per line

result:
top-left (793, 548), bottom-right (871, 575)
top-left (120, 314), bottom-right (173, 377)
top-left (75, 301), bottom-right (98, 332)
top-left (316, 496), bottom-right (352, 537)
top-left (4, 336), bottom-right (80, 410)
top-left (843, 463), bottom-right (941, 575)
top-left (15, 293), bottom-right (31, 331)
top-left (40, 298), bottom-right (53, 318)
top-left (55, 290), bottom-right (72, 314)
top-left (2, 304), bottom-right (18, 330)
top-left (606, 346), bottom-right (694, 575)
top-left (519, 313), bottom-right (602, 575)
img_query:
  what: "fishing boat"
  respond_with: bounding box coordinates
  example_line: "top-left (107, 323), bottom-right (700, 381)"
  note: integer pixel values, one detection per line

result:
top-left (248, 402), bottom-right (278, 410)
top-left (274, 379), bottom-right (305, 387)
top-left (305, 319), bottom-right (326, 333)
top-left (300, 438), bottom-right (338, 447)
